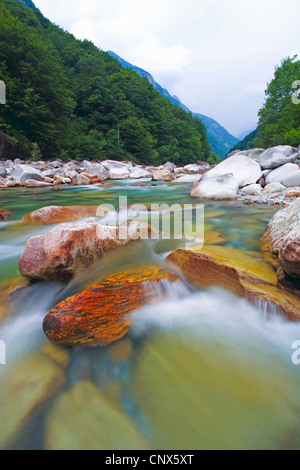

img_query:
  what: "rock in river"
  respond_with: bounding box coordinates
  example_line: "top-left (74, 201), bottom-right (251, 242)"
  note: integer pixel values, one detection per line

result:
top-left (201, 155), bottom-right (262, 187)
top-left (0, 354), bottom-right (64, 448)
top-left (20, 205), bottom-right (99, 225)
top-left (167, 245), bottom-right (300, 320)
top-left (46, 380), bottom-right (149, 450)
top-left (43, 267), bottom-right (180, 347)
top-left (18, 220), bottom-right (128, 282)
top-left (263, 199), bottom-right (300, 279)
top-left (191, 173), bottom-right (239, 200)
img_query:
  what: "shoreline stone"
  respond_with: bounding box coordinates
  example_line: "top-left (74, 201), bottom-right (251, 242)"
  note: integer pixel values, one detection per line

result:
top-left (262, 200), bottom-right (300, 279)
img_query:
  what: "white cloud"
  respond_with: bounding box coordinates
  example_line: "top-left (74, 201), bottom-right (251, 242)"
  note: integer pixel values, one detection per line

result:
top-left (71, 18), bottom-right (97, 43)
top-left (33, 0), bottom-right (300, 135)
top-left (241, 84), bottom-right (266, 97)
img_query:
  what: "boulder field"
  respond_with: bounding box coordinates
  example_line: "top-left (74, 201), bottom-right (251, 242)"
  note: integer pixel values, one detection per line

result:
top-left (191, 145), bottom-right (300, 204)
top-left (1, 147), bottom-right (300, 209)
top-left (0, 158), bottom-right (212, 188)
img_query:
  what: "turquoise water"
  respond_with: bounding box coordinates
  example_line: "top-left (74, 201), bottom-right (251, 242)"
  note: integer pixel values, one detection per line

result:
top-left (0, 182), bottom-right (299, 450)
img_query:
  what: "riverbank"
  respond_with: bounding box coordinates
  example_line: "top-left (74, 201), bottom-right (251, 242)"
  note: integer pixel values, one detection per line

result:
top-left (1, 145), bottom-right (300, 209)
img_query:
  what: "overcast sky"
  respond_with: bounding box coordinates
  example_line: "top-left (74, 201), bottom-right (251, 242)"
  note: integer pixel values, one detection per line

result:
top-left (33, 0), bottom-right (300, 137)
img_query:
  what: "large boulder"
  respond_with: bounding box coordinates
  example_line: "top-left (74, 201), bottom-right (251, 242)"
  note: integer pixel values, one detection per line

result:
top-left (18, 220), bottom-right (129, 282)
top-left (152, 169), bottom-right (174, 182)
top-left (71, 174), bottom-right (91, 185)
top-left (227, 148), bottom-right (265, 161)
top-left (102, 160), bottom-right (131, 180)
top-left (12, 164), bottom-right (45, 182)
top-left (129, 168), bottom-right (152, 179)
top-left (167, 245), bottom-right (300, 320)
top-left (263, 200), bottom-right (300, 279)
top-left (82, 161), bottom-right (108, 181)
top-left (43, 267), bottom-right (180, 347)
top-left (282, 170), bottom-right (300, 188)
top-left (201, 155), bottom-right (262, 188)
top-left (258, 146), bottom-right (298, 170)
top-left (191, 173), bottom-right (239, 200)
top-left (265, 163), bottom-right (299, 185)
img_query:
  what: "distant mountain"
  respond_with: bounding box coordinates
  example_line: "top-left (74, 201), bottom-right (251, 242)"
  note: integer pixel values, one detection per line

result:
top-left (107, 51), bottom-right (239, 158)
top-left (237, 127), bottom-right (256, 141)
top-left (229, 128), bottom-right (260, 154)
top-left (193, 113), bottom-right (239, 158)
top-left (12, 0), bottom-right (37, 9)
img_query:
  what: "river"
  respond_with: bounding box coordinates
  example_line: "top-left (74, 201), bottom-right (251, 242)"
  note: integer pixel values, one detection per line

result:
top-left (0, 181), bottom-right (299, 450)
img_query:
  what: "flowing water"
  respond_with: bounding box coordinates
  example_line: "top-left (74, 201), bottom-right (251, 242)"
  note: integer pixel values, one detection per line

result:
top-left (0, 182), bottom-right (299, 450)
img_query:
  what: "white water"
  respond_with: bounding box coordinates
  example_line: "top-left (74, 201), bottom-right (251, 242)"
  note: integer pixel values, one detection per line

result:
top-left (130, 286), bottom-right (300, 368)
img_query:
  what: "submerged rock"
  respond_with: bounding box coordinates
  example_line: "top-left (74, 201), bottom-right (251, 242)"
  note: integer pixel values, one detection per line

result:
top-left (0, 354), bottom-right (64, 449)
top-left (0, 209), bottom-right (12, 222)
top-left (20, 205), bottom-right (99, 225)
top-left (46, 380), bottom-right (149, 450)
top-left (43, 267), bottom-right (180, 347)
top-left (133, 333), bottom-right (300, 450)
top-left (167, 245), bottom-right (300, 320)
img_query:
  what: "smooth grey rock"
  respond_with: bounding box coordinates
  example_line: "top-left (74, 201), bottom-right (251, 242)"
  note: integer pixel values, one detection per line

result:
top-left (12, 164), bottom-right (45, 182)
top-left (173, 174), bottom-right (202, 184)
top-left (82, 161), bottom-right (108, 181)
top-left (201, 155), bottom-right (262, 187)
top-left (266, 163), bottom-right (299, 185)
top-left (163, 162), bottom-right (177, 171)
top-left (240, 184), bottom-right (263, 196)
top-left (184, 164), bottom-right (206, 173)
top-left (191, 173), bottom-right (239, 200)
top-left (0, 167), bottom-right (7, 177)
top-left (263, 182), bottom-right (286, 194)
top-left (258, 146), bottom-right (298, 169)
top-left (282, 170), bottom-right (300, 188)
top-left (129, 168), bottom-right (153, 179)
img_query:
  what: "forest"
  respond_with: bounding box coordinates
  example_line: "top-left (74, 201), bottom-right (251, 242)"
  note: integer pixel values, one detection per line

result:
top-left (0, 0), bottom-right (216, 165)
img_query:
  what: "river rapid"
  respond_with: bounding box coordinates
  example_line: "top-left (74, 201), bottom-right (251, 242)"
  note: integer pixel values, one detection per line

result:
top-left (0, 181), bottom-right (299, 450)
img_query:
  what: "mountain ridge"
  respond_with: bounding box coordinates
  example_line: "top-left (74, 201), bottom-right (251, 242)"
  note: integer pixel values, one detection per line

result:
top-left (107, 51), bottom-right (239, 158)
